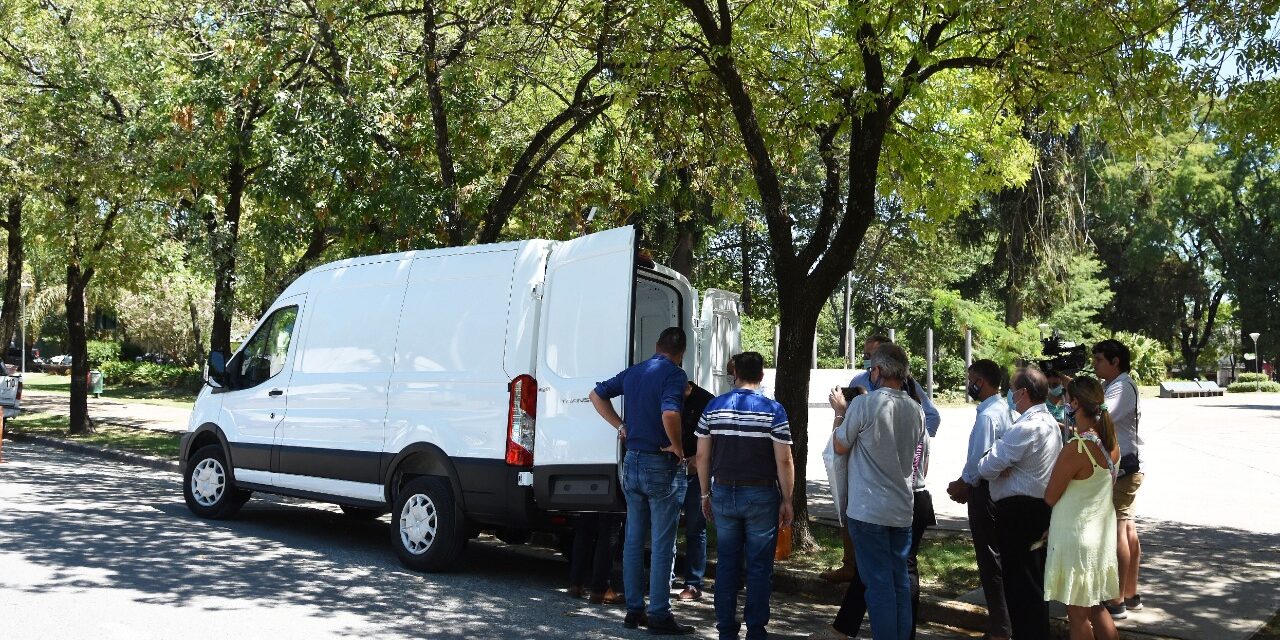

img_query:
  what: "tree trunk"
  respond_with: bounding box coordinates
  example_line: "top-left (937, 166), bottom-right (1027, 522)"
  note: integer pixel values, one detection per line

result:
top-left (740, 222), bottom-right (752, 316)
top-left (0, 194), bottom-right (24, 356)
top-left (188, 296), bottom-right (203, 365)
top-left (67, 262), bottom-right (93, 435)
top-left (208, 131), bottom-right (249, 356)
top-left (773, 289), bottom-right (823, 550)
top-left (998, 186), bottom-right (1028, 327)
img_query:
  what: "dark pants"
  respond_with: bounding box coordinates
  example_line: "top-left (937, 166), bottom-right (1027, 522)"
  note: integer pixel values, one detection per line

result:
top-left (833, 490), bottom-right (936, 639)
top-left (967, 481), bottom-right (1012, 637)
top-left (570, 512), bottom-right (623, 592)
top-left (995, 495), bottom-right (1052, 640)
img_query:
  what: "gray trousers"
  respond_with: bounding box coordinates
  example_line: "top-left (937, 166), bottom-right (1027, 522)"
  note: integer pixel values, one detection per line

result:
top-left (968, 481), bottom-right (1012, 637)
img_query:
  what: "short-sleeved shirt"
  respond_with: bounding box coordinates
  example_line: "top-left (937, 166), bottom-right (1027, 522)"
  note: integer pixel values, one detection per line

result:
top-left (695, 388), bottom-right (791, 483)
top-left (681, 383), bottom-right (715, 459)
top-left (836, 387), bottom-right (925, 528)
top-left (1104, 372), bottom-right (1142, 459)
top-left (594, 354), bottom-right (687, 453)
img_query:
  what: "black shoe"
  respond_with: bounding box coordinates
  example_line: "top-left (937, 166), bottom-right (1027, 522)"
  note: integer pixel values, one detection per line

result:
top-left (647, 615), bottom-right (695, 635)
top-left (624, 611), bottom-right (649, 629)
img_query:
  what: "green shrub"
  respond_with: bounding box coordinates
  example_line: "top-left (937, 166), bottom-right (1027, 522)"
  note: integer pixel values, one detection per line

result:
top-left (97, 360), bottom-right (202, 392)
top-left (1112, 332), bottom-right (1173, 386)
top-left (86, 340), bottom-right (122, 366)
top-left (1227, 381), bottom-right (1280, 393)
top-left (1238, 372), bottom-right (1269, 383)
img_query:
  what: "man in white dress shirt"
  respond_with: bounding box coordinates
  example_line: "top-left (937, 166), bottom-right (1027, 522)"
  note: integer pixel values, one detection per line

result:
top-left (978, 367), bottom-right (1062, 640)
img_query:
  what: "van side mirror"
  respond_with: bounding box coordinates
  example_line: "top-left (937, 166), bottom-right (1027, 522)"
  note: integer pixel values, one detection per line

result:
top-left (205, 350), bottom-right (229, 388)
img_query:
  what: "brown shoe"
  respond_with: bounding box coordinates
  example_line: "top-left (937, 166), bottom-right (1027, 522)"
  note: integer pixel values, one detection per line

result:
top-left (818, 565), bottom-right (858, 583)
top-left (677, 586), bottom-right (703, 601)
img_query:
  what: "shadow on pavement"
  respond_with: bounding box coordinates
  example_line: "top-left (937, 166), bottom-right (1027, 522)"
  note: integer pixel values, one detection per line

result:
top-left (0, 443), bottom-right (633, 639)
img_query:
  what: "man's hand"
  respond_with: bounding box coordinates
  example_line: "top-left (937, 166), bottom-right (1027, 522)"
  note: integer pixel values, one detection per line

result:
top-left (701, 495), bottom-right (713, 521)
top-left (617, 424), bottom-right (627, 440)
top-left (946, 479), bottom-right (971, 504)
top-left (661, 442), bottom-right (685, 459)
top-left (828, 387), bottom-right (848, 413)
top-left (779, 501), bottom-right (794, 529)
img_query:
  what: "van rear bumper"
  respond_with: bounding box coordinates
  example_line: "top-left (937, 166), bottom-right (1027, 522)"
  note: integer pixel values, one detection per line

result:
top-left (532, 464), bottom-right (625, 513)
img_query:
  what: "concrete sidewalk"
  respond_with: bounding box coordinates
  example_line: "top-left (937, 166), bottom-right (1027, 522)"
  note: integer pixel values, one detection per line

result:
top-left (20, 391), bottom-right (191, 433)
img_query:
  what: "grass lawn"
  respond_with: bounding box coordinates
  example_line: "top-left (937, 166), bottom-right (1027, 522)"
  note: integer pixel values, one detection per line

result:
top-left (20, 372), bottom-right (196, 408)
top-left (777, 523), bottom-right (980, 598)
top-left (701, 520), bottom-right (980, 599)
top-left (4, 411), bottom-right (181, 459)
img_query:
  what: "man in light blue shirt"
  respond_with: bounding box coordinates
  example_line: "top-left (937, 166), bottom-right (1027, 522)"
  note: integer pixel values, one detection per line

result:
top-left (847, 334), bottom-right (941, 436)
top-left (945, 359), bottom-right (1012, 640)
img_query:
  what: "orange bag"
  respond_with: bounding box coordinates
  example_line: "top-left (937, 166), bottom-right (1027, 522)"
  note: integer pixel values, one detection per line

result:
top-left (774, 524), bottom-right (792, 560)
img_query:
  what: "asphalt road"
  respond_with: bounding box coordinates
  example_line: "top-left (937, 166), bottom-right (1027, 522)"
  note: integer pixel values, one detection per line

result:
top-left (0, 441), bottom-right (974, 640)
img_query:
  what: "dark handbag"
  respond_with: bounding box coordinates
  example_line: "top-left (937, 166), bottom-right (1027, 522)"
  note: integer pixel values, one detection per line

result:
top-left (1118, 452), bottom-right (1141, 476)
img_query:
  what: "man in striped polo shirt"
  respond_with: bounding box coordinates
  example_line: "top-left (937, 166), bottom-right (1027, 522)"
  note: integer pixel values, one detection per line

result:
top-left (694, 351), bottom-right (794, 640)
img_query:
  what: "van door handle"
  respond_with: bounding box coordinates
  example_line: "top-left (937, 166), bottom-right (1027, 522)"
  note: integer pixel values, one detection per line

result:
top-left (269, 388), bottom-right (283, 397)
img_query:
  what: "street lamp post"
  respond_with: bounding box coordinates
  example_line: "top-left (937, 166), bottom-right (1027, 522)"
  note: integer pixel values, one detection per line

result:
top-left (20, 281), bottom-right (31, 376)
top-left (1250, 332), bottom-right (1262, 391)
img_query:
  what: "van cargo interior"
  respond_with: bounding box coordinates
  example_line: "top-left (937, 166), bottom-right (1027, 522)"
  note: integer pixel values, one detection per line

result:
top-left (632, 270), bottom-right (682, 365)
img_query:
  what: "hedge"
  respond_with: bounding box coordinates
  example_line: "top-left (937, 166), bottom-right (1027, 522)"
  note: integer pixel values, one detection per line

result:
top-left (1238, 372), bottom-right (1269, 383)
top-left (98, 361), bottom-right (203, 392)
top-left (1226, 381), bottom-right (1280, 393)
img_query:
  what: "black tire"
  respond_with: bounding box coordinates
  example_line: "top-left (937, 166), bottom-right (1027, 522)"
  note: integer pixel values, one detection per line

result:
top-left (183, 444), bottom-right (251, 519)
top-left (390, 476), bottom-right (464, 572)
top-left (340, 505), bottom-right (388, 520)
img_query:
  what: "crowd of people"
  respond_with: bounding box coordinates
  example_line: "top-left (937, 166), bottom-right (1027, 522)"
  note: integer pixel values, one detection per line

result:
top-left (575, 327), bottom-right (1144, 640)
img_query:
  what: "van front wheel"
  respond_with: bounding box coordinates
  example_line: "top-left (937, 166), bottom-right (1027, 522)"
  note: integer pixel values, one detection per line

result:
top-left (183, 444), bottom-right (250, 519)
top-left (391, 476), bottom-right (462, 572)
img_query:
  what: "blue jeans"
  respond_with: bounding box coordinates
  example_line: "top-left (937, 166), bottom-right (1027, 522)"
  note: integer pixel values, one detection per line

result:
top-left (851, 518), bottom-right (912, 640)
top-left (622, 450), bottom-right (686, 620)
top-left (673, 472), bottom-right (707, 589)
top-left (711, 484), bottom-right (779, 640)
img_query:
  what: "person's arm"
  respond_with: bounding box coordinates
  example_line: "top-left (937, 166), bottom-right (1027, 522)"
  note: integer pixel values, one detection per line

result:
top-left (960, 413), bottom-right (995, 486)
top-left (1107, 377), bottom-right (1136, 427)
top-left (771, 407), bottom-right (795, 528)
top-left (695, 424), bottom-right (714, 520)
top-left (659, 369), bottom-right (687, 458)
top-left (832, 395), bottom-right (864, 455)
top-left (914, 379), bottom-right (941, 437)
top-left (661, 410), bottom-right (684, 458)
top-left (1044, 445), bottom-right (1081, 506)
top-left (775, 441), bottom-right (795, 528)
top-left (977, 425), bottom-right (1032, 480)
top-left (589, 384), bottom-right (625, 439)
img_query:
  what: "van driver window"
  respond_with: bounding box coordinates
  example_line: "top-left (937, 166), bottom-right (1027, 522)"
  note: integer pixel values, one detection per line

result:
top-left (239, 306), bottom-right (298, 388)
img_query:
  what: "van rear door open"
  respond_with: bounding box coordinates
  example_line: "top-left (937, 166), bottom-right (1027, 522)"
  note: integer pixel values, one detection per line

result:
top-left (696, 288), bottom-right (742, 395)
top-left (532, 226), bottom-right (635, 512)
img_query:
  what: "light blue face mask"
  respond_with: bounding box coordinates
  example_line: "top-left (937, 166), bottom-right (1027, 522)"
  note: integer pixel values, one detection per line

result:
top-left (1006, 389), bottom-right (1018, 413)
top-left (862, 359), bottom-right (872, 370)
top-left (1049, 384), bottom-right (1064, 398)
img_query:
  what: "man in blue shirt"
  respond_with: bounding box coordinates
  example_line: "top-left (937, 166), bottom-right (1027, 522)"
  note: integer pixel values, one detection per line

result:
top-left (590, 326), bottom-right (695, 635)
top-left (945, 359), bottom-right (1013, 640)
top-left (694, 351), bottom-right (793, 640)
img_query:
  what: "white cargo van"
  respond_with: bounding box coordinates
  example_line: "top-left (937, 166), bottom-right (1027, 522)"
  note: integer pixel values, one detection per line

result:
top-left (179, 226), bottom-right (740, 571)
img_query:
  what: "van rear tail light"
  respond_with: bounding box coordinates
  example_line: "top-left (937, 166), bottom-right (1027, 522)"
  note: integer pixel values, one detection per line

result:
top-left (506, 374), bottom-right (537, 466)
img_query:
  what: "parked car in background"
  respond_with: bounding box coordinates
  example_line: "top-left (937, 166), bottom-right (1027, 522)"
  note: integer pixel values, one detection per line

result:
top-left (43, 355), bottom-right (72, 375)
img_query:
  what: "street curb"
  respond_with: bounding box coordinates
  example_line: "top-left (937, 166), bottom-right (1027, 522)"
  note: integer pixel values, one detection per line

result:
top-left (1, 432), bottom-right (1183, 640)
top-left (3, 430), bottom-right (180, 474)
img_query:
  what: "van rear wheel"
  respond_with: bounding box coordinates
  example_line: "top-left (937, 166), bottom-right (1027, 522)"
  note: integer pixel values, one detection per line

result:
top-left (183, 444), bottom-right (250, 519)
top-left (391, 476), bottom-right (463, 572)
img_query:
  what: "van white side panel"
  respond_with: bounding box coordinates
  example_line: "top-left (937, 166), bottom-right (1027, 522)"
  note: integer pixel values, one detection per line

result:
top-left (534, 226), bottom-right (636, 469)
top-left (697, 289), bottom-right (742, 395)
top-left (385, 250), bottom-right (518, 461)
top-left (273, 259), bottom-right (410, 488)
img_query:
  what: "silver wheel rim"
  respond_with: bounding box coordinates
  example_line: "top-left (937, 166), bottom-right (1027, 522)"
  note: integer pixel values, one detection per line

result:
top-left (191, 458), bottom-right (226, 507)
top-left (399, 493), bottom-right (438, 555)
